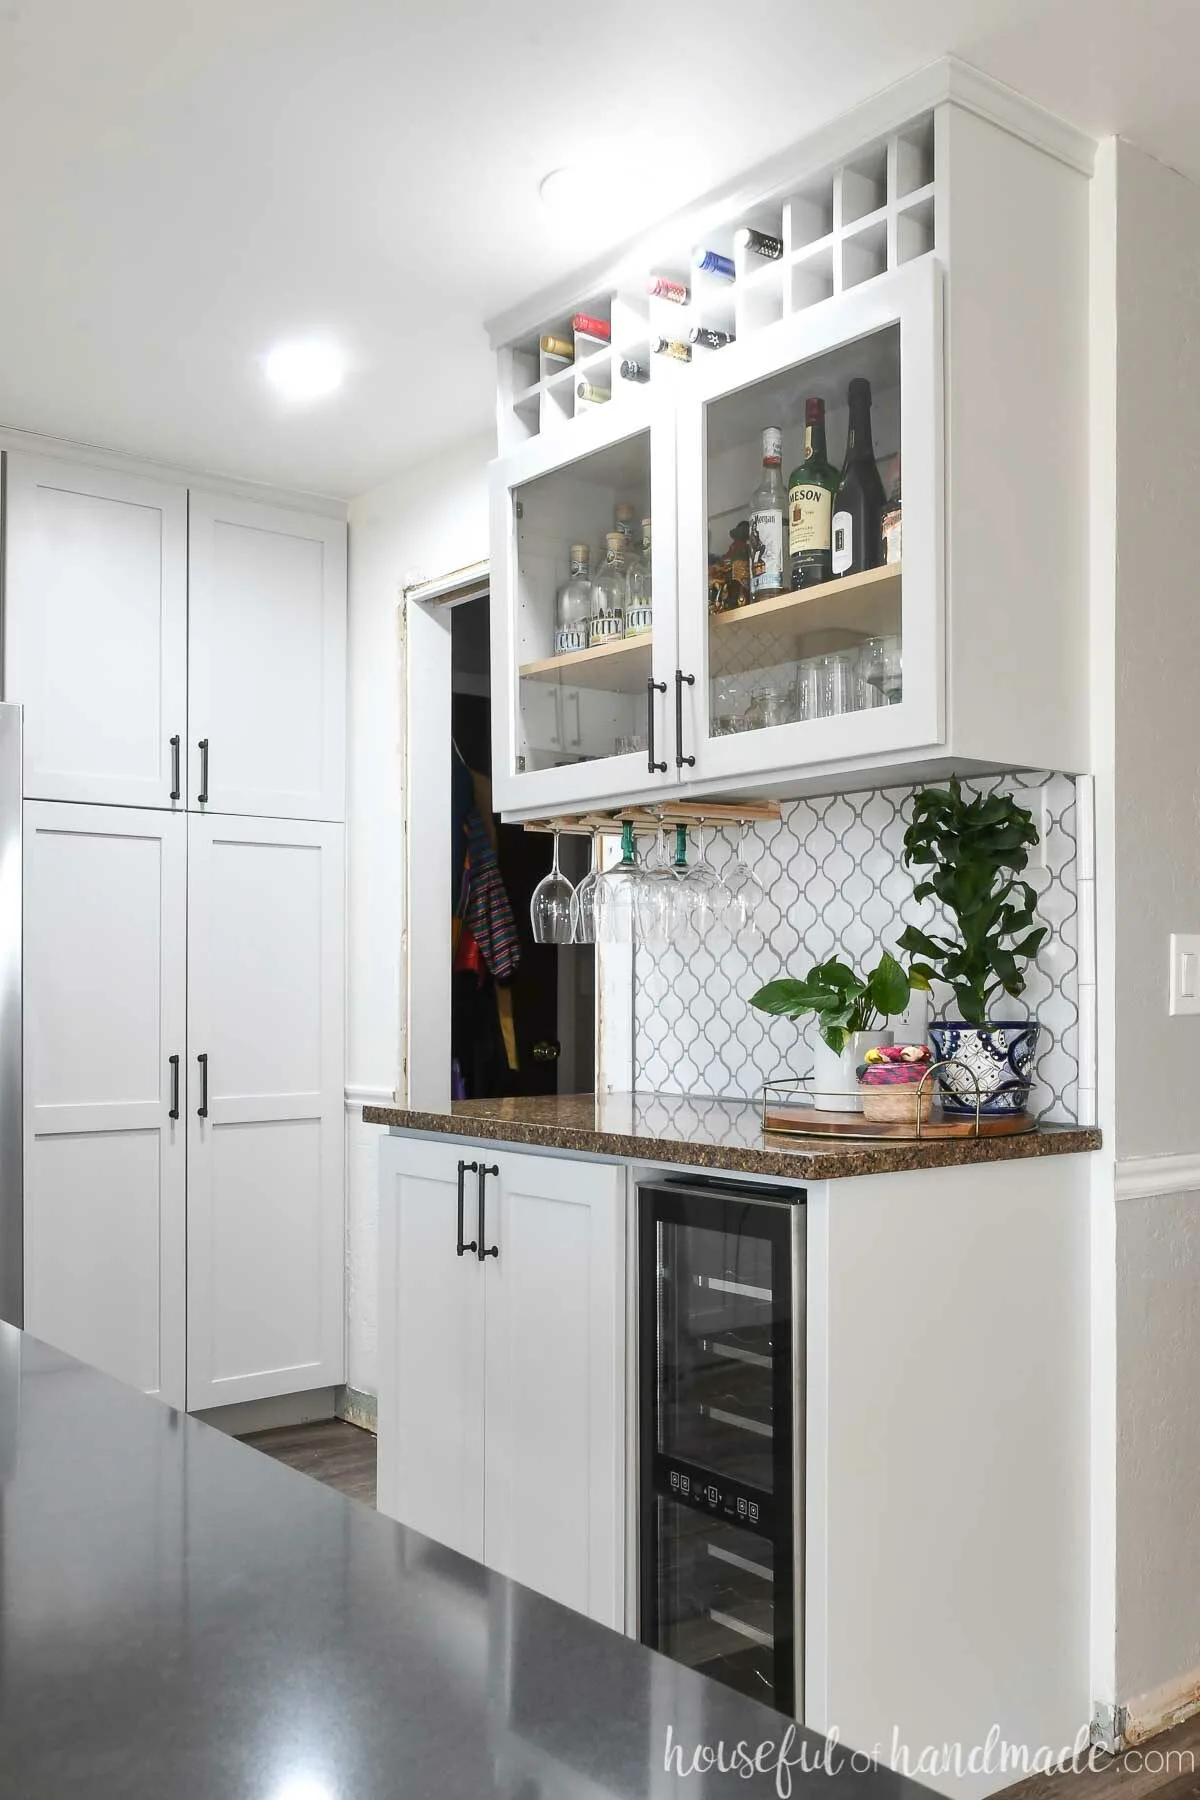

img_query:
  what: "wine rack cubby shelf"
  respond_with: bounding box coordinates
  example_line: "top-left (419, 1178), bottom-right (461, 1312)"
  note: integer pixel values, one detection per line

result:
top-left (496, 118), bottom-right (935, 452)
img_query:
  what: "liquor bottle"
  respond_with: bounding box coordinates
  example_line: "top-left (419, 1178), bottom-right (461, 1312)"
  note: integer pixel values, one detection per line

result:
top-left (788, 398), bottom-right (839, 589)
top-left (693, 249), bottom-right (736, 281)
top-left (727, 522), bottom-right (752, 606)
top-left (555, 545), bottom-right (591, 655)
top-left (881, 459), bottom-right (902, 565)
top-left (749, 427), bottom-right (786, 601)
top-left (589, 532), bottom-right (629, 646)
top-left (688, 326), bottom-right (735, 350)
top-left (619, 358), bottom-right (649, 383)
top-left (734, 226), bottom-right (783, 261)
top-left (626, 519), bottom-right (653, 635)
top-left (614, 502), bottom-right (638, 548)
top-left (832, 378), bottom-right (887, 578)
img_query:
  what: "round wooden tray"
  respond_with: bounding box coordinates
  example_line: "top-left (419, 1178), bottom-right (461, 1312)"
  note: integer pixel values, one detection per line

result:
top-left (762, 1101), bottom-right (1036, 1141)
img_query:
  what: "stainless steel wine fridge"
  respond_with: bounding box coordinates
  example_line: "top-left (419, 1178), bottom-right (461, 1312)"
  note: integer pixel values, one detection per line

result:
top-left (638, 1176), bottom-right (805, 1716)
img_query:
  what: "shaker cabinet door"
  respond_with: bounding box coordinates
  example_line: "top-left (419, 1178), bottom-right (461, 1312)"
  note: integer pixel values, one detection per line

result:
top-left (482, 1150), bottom-right (626, 1627)
top-left (4, 455), bottom-right (188, 808)
top-left (188, 492), bottom-right (346, 821)
top-left (185, 813), bottom-right (345, 1409)
top-left (23, 802), bottom-right (187, 1407)
top-left (376, 1135), bottom-right (486, 1563)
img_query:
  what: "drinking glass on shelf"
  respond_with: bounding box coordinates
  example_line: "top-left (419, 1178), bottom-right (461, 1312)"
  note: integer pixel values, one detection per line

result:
top-left (817, 650), bottom-right (857, 717)
top-left (857, 638), bottom-right (887, 709)
top-left (793, 656), bottom-right (822, 721)
top-left (864, 634), bottom-right (903, 705)
top-left (569, 834), bottom-right (600, 945)
top-left (530, 830), bottom-right (575, 944)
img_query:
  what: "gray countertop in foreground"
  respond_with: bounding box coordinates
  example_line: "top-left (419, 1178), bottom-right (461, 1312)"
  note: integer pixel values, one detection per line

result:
top-left (364, 1091), bottom-right (1100, 1180)
top-left (0, 1325), bottom-right (928, 1799)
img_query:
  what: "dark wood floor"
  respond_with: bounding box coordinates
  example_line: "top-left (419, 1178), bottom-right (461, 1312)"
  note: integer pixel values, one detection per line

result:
top-left (241, 1422), bottom-right (1200, 1800)
top-left (242, 1418), bottom-right (377, 1507)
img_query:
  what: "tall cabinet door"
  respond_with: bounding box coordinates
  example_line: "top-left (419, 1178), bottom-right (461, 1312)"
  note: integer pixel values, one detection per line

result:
top-left (186, 814), bottom-right (345, 1409)
top-left (376, 1135), bottom-right (486, 1563)
top-left (4, 455), bottom-right (188, 807)
top-left (24, 803), bottom-right (187, 1406)
top-left (482, 1150), bottom-right (626, 1628)
top-left (188, 492), bottom-right (346, 821)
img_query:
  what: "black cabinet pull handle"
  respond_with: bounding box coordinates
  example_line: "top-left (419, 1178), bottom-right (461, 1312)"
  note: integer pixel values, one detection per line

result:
top-left (197, 1053), bottom-right (208, 1119)
top-left (168, 1054), bottom-right (180, 1121)
top-left (169, 735), bottom-right (181, 802)
top-left (456, 1159), bottom-right (479, 1257)
top-left (675, 670), bottom-right (696, 769)
top-left (646, 678), bottom-right (667, 774)
top-left (198, 738), bottom-right (209, 805)
top-left (476, 1163), bottom-right (500, 1262)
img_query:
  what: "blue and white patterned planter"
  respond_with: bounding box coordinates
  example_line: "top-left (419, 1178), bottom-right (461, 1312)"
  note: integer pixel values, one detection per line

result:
top-left (928, 1021), bottom-right (1042, 1115)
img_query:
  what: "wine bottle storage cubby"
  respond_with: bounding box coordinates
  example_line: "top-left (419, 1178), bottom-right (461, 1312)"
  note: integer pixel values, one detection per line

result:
top-left (497, 112), bottom-right (938, 451)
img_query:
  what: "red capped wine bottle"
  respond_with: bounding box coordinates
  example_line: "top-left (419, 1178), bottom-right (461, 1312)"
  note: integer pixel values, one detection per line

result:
top-left (831, 378), bottom-right (887, 577)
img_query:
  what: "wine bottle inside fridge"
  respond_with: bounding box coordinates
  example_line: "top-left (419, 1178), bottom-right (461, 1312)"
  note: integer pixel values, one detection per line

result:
top-left (831, 378), bottom-right (887, 577)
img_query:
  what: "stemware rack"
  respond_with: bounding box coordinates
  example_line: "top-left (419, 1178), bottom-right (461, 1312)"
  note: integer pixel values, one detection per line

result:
top-left (521, 798), bottom-right (782, 839)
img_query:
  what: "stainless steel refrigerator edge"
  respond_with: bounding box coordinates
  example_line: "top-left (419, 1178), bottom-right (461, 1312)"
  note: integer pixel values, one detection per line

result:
top-left (0, 705), bottom-right (21, 1327)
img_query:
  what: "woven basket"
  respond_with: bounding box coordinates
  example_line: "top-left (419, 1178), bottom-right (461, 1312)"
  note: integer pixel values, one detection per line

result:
top-left (860, 1081), bottom-right (934, 1126)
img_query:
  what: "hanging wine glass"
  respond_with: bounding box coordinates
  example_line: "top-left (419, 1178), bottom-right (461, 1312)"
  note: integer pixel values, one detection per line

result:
top-left (530, 829), bottom-right (575, 945)
top-left (635, 820), bottom-right (675, 954)
top-left (680, 820), bottom-right (723, 948)
top-left (569, 833), bottom-right (601, 945)
top-left (721, 818), bottom-right (767, 949)
top-left (594, 820), bottom-right (640, 945)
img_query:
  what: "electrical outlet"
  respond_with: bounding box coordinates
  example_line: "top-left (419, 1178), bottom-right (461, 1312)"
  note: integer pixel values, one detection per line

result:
top-left (1169, 934), bottom-right (1200, 1015)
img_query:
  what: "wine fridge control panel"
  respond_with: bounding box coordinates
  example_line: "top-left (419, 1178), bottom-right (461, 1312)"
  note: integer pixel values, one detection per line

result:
top-left (653, 1454), bottom-right (775, 1537)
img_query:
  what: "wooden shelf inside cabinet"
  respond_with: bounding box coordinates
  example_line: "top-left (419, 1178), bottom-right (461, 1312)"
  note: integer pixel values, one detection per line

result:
top-left (710, 562), bottom-right (901, 639)
top-left (519, 633), bottom-right (653, 692)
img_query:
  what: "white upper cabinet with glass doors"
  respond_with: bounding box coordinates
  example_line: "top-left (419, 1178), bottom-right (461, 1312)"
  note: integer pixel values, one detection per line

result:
top-left (486, 71), bottom-right (1093, 819)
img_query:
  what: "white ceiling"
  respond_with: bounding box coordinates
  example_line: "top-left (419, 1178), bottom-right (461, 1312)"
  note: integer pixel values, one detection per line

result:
top-left (2, 0), bottom-right (1198, 499)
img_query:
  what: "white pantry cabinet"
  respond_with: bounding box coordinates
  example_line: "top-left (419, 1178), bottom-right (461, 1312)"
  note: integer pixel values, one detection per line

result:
top-left (188, 492), bottom-right (347, 821)
top-left (377, 1135), bottom-right (626, 1629)
top-left (23, 803), bottom-right (187, 1407)
top-left (4, 457), bottom-right (188, 809)
top-left (186, 814), bottom-right (345, 1409)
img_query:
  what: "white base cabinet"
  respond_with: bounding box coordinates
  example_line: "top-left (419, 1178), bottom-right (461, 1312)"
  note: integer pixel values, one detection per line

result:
top-left (23, 803), bottom-right (188, 1407)
top-left (377, 1136), bottom-right (626, 1629)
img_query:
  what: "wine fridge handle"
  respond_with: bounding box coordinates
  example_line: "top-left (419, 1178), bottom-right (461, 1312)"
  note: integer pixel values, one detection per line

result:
top-left (477, 1163), bottom-right (500, 1261)
top-left (456, 1159), bottom-right (479, 1257)
top-left (197, 738), bottom-right (209, 805)
top-left (646, 679), bottom-right (667, 774)
top-left (675, 670), bottom-right (696, 769)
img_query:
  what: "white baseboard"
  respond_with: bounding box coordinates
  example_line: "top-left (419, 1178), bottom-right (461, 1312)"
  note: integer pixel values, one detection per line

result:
top-left (345, 1082), bottom-right (396, 1112)
top-left (1124, 1663), bottom-right (1200, 1745)
top-left (1115, 1151), bottom-right (1200, 1202)
top-left (194, 1387), bottom-right (337, 1436)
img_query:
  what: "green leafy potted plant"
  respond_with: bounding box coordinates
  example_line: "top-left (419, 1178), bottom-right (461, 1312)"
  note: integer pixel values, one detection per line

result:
top-left (896, 778), bottom-right (1047, 1115)
top-left (750, 951), bottom-right (911, 1111)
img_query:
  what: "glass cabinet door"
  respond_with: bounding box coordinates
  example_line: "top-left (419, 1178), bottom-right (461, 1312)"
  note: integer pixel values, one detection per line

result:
top-left (675, 257), bottom-right (942, 783)
top-left (639, 1182), bottom-right (796, 1714)
top-left (490, 402), bottom-right (678, 815)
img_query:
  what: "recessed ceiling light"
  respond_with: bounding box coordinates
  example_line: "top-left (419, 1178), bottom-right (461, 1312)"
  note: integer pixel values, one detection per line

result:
top-left (262, 337), bottom-right (345, 402)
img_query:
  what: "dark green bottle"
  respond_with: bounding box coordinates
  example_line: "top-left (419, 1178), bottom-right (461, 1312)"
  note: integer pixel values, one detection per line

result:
top-left (788, 398), bottom-right (839, 589)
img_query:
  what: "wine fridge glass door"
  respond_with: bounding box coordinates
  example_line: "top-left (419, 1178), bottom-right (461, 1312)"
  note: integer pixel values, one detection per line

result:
top-left (638, 1182), bottom-right (796, 1715)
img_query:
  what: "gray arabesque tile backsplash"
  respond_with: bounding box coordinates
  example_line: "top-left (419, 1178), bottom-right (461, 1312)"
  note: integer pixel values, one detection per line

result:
top-left (633, 772), bottom-right (1080, 1122)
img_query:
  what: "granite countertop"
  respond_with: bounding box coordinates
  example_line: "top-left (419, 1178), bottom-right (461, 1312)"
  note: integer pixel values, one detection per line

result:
top-left (0, 1326), bottom-right (927, 1800)
top-left (363, 1091), bottom-right (1101, 1180)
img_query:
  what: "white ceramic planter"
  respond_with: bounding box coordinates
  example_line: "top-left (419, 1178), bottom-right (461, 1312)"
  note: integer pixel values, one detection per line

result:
top-left (812, 1029), bottom-right (894, 1112)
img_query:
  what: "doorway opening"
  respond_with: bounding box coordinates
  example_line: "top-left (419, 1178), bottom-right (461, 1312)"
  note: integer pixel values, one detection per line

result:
top-left (449, 596), bottom-right (594, 1101)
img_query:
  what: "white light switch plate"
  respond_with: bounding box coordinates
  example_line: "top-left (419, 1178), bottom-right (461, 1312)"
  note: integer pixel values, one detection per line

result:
top-left (1169, 934), bottom-right (1200, 1015)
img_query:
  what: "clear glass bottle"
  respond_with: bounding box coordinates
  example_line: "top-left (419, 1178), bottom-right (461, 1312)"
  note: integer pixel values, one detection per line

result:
top-left (589, 531), bottom-right (629, 646)
top-left (626, 518), bottom-right (653, 635)
top-left (555, 544), bottom-right (591, 654)
top-left (749, 426), bottom-right (786, 600)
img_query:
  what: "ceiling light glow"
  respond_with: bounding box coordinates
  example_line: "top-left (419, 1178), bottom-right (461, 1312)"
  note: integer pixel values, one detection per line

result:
top-left (262, 337), bottom-right (345, 402)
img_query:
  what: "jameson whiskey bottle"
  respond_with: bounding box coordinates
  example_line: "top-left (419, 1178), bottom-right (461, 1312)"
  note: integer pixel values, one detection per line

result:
top-left (832, 378), bottom-right (887, 577)
top-left (788, 399), bottom-right (839, 589)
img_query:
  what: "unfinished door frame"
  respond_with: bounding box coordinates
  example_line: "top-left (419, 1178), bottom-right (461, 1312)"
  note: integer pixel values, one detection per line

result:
top-left (399, 565), bottom-right (632, 1110)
